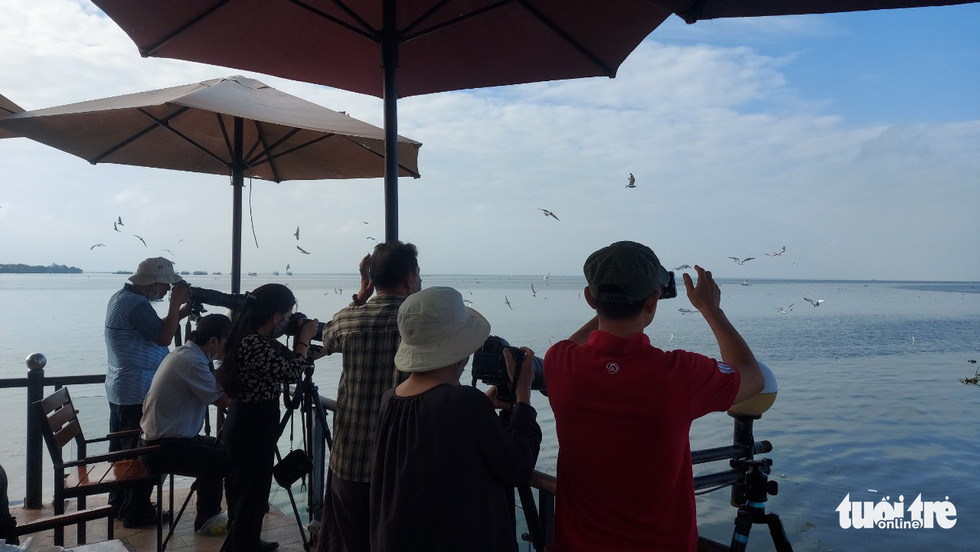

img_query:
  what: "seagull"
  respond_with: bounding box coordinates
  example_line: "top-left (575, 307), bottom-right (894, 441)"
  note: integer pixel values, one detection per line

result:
top-left (162, 248), bottom-right (175, 257)
top-left (366, 236), bottom-right (377, 241)
top-left (505, 296), bottom-right (512, 309)
top-left (626, 173), bottom-right (636, 188)
top-left (116, 216), bottom-right (124, 227)
top-left (911, 335), bottom-right (916, 346)
top-left (775, 303), bottom-right (795, 314)
top-left (297, 245), bottom-right (310, 254)
top-left (804, 297), bottom-right (825, 307)
top-left (543, 272), bottom-right (550, 285)
top-left (678, 308), bottom-right (699, 315)
top-left (294, 227), bottom-right (300, 240)
top-left (673, 264), bottom-right (691, 271)
top-left (361, 221), bottom-right (369, 224)
top-left (968, 359), bottom-right (977, 364)
top-left (530, 283), bottom-right (537, 297)
top-left (741, 280), bottom-right (750, 286)
top-left (463, 299), bottom-right (474, 307)
top-left (729, 257), bottom-right (754, 265)
top-left (89, 243), bottom-right (105, 250)
top-left (286, 264), bottom-right (291, 271)
top-left (668, 334), bottom-right (674, 343)
top-left (132, 234), bottom-right (146, 247)
top-left (538, 208), bottom-right (560, 221)
top-left (765, 246), bottom-right (786, 257)
top-left (113, 221), bottom-right (121, 232)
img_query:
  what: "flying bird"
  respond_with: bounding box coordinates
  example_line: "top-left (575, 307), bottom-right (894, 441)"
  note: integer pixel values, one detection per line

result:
top-left (361, 221), bottom-right (369, 224)
top-left (774, 303), bottom-right (795, 314)
top-left (294, 227), bottom-right (300, 240)
top-left (673, 265), bottom-right (691, 271)
top-left (90, 243), bottom-right (105, 250)
top-left (505, 296), bottom-right (512, 310)
top-left (543, 272), bottom-right (550, 285)
top-left (162, 248), bottom-right (175, 257)
top-left (765, 246), bottom-right (786, 257)
top-left (286, 264), bottom-right (291, 271)
top-left (366, 236), bottom-right (377, 241)
top-left (113, 221), bottom-right (121, 232)
top-left (116, 216), bottom-right (124, 227)
top-left (678, 308), bottom-right (700, 315)
top-left (530, 283), bottom-right (537, 297)
top-left (626, 173), bottom-right (636, 188)
top-left (729, 257), bottom-right (755, 265)
top-left (132, 234), bottom-right (146, 247)
top-left (297, 245), bottom-right (310, 254)
top-left (538, 208), bottom-right (560, 221)
top-left (804, 297), bottom-right (825, 307)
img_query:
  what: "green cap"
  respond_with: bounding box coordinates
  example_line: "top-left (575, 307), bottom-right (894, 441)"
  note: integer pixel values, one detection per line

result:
top-left (584, 241), bottom-right (670, 304)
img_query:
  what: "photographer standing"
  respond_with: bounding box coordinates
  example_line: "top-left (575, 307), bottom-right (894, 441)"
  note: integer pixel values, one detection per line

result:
top-left (103, 256), bottom-right (190, 526)
top-left (369, 287), bottom-right (541, 551)
top-left (312, 242), bottom-right (420, 552)
top-left (217, 283), bottom-right (319, 552)
top-left (544, 241), bottom-right (765, 551)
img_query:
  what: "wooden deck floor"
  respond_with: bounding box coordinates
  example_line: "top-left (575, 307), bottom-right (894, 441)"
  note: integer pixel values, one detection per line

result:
top-left (10, 488), bottom-right (312, 552)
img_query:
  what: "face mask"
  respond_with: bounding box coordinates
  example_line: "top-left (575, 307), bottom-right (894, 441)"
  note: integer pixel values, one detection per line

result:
top-left (147, 290), bottom-right (163, 302)
top-left (272, 315), bottom-right (290, 338)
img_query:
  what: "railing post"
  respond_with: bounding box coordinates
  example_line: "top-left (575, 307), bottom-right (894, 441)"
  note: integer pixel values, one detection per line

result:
top-left (310, 405), bottom-right (326, 521)
top-left (25, 353), bottom-right (46, 509)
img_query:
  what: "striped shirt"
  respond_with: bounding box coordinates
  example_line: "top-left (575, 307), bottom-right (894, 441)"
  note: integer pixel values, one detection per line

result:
top-left (322, 294), bottom-right (407, 483)
top-left (104, 284), bottom-right (168, 405)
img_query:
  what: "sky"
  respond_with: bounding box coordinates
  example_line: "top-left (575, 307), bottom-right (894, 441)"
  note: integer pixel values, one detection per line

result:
top-left (0, 1), bottom-right (978, 281)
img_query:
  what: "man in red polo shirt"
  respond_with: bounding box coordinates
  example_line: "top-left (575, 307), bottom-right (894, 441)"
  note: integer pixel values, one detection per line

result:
top-left (544, 241), bottom-right (765, 551)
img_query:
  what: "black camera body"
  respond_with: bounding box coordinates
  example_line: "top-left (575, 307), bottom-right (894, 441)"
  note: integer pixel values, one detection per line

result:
top-left (471, 336), bottom-right (546, 404)
top-left (184, 282), bottom-right (246, 315)
top-left (287, 312), bottom-right (326, 342)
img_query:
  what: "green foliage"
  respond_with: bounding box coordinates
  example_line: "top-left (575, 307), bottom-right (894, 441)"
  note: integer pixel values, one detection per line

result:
top-left (0, 263), bottom-right (82, 274)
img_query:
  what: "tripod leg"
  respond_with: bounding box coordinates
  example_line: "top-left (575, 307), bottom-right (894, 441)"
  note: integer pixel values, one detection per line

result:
top-left (765, 512), bottom-right (794, 552)
top-left (517, 485), bottom-right (545, 552)
top-left (729, 508), bottom-right (753, 552)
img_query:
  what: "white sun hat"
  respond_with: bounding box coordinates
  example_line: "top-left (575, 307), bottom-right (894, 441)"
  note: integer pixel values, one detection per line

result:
top-left (394, 287), bottom-right (491, 373)
top-left (128, 257), bottom-right (181, 286)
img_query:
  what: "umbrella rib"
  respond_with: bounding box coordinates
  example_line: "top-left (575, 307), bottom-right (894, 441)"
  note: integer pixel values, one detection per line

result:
top-left (91, 106), bottom-right (190, 164)
top-left (336, 135), bottom-right (421, 178)
top-left (252, 133), bottom-right (334, 166)
top-left (402, 0), bottom-right (509, 42)
top-left (129, 108), bottom-right (231, 168)
top-left (249, 122), bottom-right (287, 183)
top-left (143, 0), bottom-right (234, 57)
top-left (515, 0), bottom-right (615, 76)
top-left (289, 0), bottom-right (380, 41)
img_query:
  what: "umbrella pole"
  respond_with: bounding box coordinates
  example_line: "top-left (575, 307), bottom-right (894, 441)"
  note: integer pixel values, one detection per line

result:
top-left (231, 117), bottom-right (244, 295)
top-left (383, 0), bottom-right (398, 243)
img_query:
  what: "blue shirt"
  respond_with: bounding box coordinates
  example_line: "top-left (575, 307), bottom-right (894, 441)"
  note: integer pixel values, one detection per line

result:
top-left (104, 284), bottom-right (169, 405)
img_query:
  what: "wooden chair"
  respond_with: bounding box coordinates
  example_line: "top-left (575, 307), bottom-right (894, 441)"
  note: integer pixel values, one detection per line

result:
top-left (33, 387), bottom-right (163, 550)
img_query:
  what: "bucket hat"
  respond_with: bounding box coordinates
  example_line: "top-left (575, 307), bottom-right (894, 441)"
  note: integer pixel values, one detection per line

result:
top-left (128, 257), bottom-right (181, 286)
top-left (394, 287), bottom-right (491, 373)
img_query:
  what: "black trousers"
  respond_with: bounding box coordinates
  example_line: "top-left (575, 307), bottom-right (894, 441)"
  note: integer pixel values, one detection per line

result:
top-left (140, 435), bottom-right (228, 523)
top-left (224, 399), bottom-right (280, 552)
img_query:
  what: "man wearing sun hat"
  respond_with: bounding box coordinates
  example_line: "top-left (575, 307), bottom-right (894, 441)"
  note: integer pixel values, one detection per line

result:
top-left (369, 286), bottom-right (542, 551)
top-left (104, 256), bottom-right (190, 526)
top-left (544, 241), bottom-right (765, 551)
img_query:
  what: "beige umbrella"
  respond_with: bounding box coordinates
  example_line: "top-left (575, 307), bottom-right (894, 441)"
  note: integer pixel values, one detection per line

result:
top-left (0, 75), bottom-right (422, 292)
top-left (0, 92), bottom-right (25, 139)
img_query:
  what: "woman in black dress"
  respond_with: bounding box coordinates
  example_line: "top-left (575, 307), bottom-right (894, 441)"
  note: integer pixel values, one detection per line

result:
top-left (218, 283), bottom-right (319, 552)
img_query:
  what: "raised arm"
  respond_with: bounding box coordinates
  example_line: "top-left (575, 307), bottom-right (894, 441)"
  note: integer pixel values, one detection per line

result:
top-left (683, 265), bottom-right (764, 404)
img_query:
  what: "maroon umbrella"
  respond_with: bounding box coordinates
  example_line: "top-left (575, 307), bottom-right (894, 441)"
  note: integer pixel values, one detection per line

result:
top-left (91, 0), bottom-right (978, 240)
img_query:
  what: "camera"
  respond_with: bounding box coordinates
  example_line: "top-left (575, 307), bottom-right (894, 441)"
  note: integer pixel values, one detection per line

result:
top-left (660, 271), bottom-right (677, 299)
top-left (286, 312), bottom-right (326, 342)
top-left (183, 282), bottom-right (246, 315)
top-left (471, 336), bottom-right (547, 404)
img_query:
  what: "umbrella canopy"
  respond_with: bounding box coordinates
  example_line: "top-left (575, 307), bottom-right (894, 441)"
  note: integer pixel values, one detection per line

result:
top-left (0, 75), bottom-right (422, 292)
top-left (91, 0), bottom-right (977, 240)
top-left (0, 92), bottom-right (25, 139)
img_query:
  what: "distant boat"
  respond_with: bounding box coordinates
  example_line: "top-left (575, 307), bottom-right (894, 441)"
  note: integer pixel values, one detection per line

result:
top-left (192, 271), bottom-right (208, 275)
top-left (213, 272), bottom-right (222, 275)
top-left (179, 271), bottom-right (190, 275)
top-left (248, 272), bottom-right (257, 276)
top-left (112, 270), bottom-right (133, 275)
top-left (286, 270), bottom-right (293, 276)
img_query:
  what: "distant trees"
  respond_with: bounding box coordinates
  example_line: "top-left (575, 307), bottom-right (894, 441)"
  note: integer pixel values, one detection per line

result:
top-left (0, 263), bottom-right (82, 274)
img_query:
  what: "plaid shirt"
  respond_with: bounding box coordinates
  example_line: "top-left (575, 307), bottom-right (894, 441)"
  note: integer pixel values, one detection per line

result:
top-left (322, 294), bottom-right (407, 482)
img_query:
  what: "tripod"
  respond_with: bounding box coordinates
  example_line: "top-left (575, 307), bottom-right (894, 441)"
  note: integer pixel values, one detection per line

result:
top-left (727, 414), bottom-right (793, 552)
top-left (275, 349), bottom-right (333, 551)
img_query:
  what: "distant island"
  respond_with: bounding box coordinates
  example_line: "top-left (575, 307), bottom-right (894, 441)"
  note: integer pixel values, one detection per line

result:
top-left (0, 263), bottom-right (82, 274)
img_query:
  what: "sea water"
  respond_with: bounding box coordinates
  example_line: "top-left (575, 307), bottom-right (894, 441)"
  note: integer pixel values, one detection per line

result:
top-left (1, 273), bottom-right (979, 551)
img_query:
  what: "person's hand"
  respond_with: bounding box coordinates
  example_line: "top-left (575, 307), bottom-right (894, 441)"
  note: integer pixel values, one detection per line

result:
top-left (485, 386), bottom-right (512, 410)
top-left (298, 317), bottom-right (320, 343)
top-left (170, 282), bottom-right (191, 306)
top-left (504, 346), bottom-right (534, 404)
top-left (356, 253), bottom-right (375, 302)
top-left (683, 265), bottom-right (721, 314)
